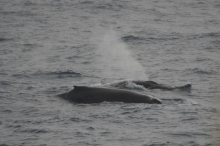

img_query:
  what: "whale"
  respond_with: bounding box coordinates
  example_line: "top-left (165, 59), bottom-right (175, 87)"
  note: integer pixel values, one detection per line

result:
top-left (133, 81), bottom-right (191, 90)
top-left (113, 80), bottom-right (191, 90)
top-left (60, 86), bottom-right (162, 104)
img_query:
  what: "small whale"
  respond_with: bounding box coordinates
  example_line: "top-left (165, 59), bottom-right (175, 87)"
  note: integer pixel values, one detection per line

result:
top-left (60, 86), bottom-right (162, 104)
top-left (114, 80), bottom-right (192, 90)
top-left (133, 81), bottom-right (191, 90)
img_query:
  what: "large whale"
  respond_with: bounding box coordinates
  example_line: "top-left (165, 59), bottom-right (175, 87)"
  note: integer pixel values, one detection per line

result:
top-left (60, 86), bottom-right (162, 104)
top-left (114, 80), bottom-right (191, 90)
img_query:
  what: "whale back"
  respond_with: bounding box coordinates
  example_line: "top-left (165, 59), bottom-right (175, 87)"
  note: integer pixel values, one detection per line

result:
top-left (73, 86), bottom-right (90, 92)
top-left (62, 86), bottom-right (162, 104)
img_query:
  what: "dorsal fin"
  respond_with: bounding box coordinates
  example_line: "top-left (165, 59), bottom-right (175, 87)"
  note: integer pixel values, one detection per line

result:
top-left (73, 86), bottom-right (88, 91)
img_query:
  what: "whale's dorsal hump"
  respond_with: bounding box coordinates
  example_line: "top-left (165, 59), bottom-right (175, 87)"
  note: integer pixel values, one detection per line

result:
top-left (73, 86), bottom-right (88, 91)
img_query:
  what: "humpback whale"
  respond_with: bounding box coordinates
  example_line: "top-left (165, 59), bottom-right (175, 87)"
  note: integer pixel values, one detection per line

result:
top-left (133, 81), bottom-right (191, 90)
top-left (114, 80), bottom-right (191, 90)
top-left (60, 86), bottom-right (162, 104)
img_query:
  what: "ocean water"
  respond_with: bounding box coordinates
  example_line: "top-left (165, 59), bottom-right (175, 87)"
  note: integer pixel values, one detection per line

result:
top-left (0, 0), bottom-right (220, 145)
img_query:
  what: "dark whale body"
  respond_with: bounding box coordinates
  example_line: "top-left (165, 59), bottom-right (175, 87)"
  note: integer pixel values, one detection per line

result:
top-left (133, 81), bottom-right (191, 90)
top-left (61, 86), bottom-right (162, 104)
top-left (114, 81), bottom-right (191, 90)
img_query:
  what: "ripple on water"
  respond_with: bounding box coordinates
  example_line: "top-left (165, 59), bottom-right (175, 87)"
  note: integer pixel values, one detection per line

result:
top-left (14, 128), bottom-right (49, 134)
top-left (0, 38), bottom-right (13, 42)
top-left (70, 117), bottom-right (92, 123)
top-left (167, 131), bottom-right (211, 138)
top-left (32, 70), bottom-right (82, 79)
top-left (183, 68), bottom-right (218, 76)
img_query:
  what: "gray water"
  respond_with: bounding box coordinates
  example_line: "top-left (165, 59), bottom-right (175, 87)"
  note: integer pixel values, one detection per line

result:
top-left (0, 0), bottom-right (220, 145)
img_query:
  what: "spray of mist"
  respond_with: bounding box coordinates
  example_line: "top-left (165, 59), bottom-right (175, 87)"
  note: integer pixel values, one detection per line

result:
top-left (94, 28), bottom-right (148, 80)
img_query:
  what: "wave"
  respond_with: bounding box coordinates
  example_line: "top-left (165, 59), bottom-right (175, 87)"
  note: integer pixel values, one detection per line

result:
top-left (167, 131), bottom-right (210, 138)
top-left (121, 35), bottom-right (146, 42)
top-left (32, 70), bottom-right (82, 79)
top-left (161, 98), bottom-right (198, 105)
top-left (198, 32), bottom-right (220, 39)
top-left (185, 68), bottom-right (218, 75)
top-left (0, 38), bottom-right (13, 42)
top-left (122, 32), bottom-right (220, 45)
top-left (188, 32), bottom-right (220, 40)
top-left (121, 34), bottom-right (182, 44)
top-left (0, 143), bottom-right (9, 146)
top-left (77, 1), bottom-right (126, 12)
top-left (70, 117), bottom-right (92, 123)
top-left (0, 81), bottom-right (12, 86)
top-left (14, 128), bottom-right (48, 134)
top-left (0, 49), bottom-right (13, 55)
top-left (93, 3), bottom-right (125, 11)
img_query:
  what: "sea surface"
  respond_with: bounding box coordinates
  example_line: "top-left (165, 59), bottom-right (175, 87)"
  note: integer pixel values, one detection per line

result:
top-left (0, 0), bottom-right (220, 145)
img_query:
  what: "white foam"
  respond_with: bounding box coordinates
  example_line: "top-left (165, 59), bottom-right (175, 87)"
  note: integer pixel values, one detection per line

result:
top-left (186, 99), bottom-right (199, 105)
